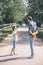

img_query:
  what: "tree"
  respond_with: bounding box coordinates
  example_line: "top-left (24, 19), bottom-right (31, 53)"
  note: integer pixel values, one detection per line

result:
top-left (0, 0), bottom-right (25, 24)
top-left (27, 0), bottom-right (43, 25)
top-left (0, 1), bottom-right (4, 24)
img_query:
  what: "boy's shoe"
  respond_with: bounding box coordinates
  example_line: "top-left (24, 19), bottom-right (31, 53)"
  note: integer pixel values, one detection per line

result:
top-left (10, 52), bottom-right (17, 56)
top-left (13, 52), bottom-right (17, 55)
top-left (10, 52), bottom-right (14, 56)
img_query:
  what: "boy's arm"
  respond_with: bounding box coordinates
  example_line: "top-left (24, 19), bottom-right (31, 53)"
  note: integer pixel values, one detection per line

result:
top-left (13, 31), bottom-right (18, 36)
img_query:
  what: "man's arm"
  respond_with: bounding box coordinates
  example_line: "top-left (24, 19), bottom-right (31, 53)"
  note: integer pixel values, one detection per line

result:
top-left (29, 30), bottom-right (33, 35)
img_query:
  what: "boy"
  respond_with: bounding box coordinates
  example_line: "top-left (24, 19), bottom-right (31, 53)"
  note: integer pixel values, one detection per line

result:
top-left (10, 25), bottom-right (18, 55)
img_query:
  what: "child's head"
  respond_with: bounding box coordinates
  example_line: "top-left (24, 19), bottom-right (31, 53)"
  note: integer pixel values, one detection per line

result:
top-left (12, 26), bottom-right (16, 31)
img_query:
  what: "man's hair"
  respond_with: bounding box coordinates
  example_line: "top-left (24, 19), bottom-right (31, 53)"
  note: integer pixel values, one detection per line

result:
top-left (27, 16), bottom-right (33, 21)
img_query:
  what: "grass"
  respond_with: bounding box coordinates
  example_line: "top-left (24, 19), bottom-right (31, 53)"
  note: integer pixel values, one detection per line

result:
top-left (0, 27), bottom-right (12, 42)
top-left (0, 23), bottom-right (19, 43)
top-left (0, 27), bottom-right (43, 43)
top-left (38, 27), bottom-right (43, 41)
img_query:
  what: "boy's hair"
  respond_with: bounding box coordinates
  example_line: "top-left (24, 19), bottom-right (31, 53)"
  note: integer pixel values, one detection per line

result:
top-left (12, 26), bottom-right (15, 31)
top-left (27, 16), bottom-right (33, 21)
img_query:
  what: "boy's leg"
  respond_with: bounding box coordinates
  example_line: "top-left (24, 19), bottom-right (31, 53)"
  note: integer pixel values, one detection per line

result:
top-left (11, 47), bottom-right (14, 53)
top-left (10, 41), bottom-right (16, 55)
top-left (13, 41), bottom-right (16, 54)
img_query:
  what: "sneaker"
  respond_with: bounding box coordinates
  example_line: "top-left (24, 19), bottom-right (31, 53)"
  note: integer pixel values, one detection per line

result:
top-left (10, 52), bottom-right (14, 56)
top-left (13, 52), bottom-right (17, 55)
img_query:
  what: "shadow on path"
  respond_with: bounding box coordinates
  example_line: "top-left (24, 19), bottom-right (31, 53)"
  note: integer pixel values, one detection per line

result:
top-left (0, 56), bottom-right (33, 62)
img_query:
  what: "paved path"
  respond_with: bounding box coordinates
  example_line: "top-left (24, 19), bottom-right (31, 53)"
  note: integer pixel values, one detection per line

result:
top-left (0, 27), bottom-right (43, 65)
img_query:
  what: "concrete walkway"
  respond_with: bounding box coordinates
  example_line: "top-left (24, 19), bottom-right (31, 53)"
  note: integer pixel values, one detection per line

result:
top-left (0, 27), bottom-right (43, 65)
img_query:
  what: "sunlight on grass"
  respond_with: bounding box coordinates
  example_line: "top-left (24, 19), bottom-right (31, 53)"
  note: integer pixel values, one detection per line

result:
top-left (0, 27), bottom-right (12, 42)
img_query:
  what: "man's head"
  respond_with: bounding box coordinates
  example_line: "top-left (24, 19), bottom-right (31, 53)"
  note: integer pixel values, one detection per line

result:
top-left (27, 16), bottom-right (33, 22)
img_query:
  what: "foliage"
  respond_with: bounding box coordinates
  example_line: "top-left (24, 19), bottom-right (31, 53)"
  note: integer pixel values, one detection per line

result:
top-left (0, 0), bottom-right (25, 24)
top-left (27, 0), bottom-right (43, 26)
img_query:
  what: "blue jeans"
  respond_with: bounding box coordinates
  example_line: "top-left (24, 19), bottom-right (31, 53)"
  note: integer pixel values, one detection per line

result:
top-left (29, 35), bottom-right (34, 57)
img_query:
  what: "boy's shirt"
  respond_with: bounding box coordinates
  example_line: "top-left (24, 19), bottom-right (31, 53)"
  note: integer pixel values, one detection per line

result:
top-left (12, 31), bottom-right (18, 41)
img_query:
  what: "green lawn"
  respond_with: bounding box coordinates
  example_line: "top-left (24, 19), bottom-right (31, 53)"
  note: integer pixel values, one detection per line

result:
top-left (0, 24), bottom-right (19, 43)
top-left (38, 27), bottom-right (43, 41)
top-left (0, 27), bottom-right (12, 42)
top-left (0, 27), bottom-right (43, 43)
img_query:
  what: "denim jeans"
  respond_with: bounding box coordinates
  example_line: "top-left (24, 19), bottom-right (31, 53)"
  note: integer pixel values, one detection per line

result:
top-left (29, 35), bottom-right (34, 57)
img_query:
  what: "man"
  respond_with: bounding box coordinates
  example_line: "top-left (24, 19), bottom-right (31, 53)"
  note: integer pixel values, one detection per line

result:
top-left (27, 16), bottom-right (38, 58)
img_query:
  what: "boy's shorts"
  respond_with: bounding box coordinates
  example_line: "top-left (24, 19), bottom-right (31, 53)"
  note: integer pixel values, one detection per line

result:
top-left (13, 41), bottom-right (16, 48)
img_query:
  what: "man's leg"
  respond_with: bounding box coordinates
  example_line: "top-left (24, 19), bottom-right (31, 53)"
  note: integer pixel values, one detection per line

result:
top-left (29, 35), bottom-right (34, 57)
